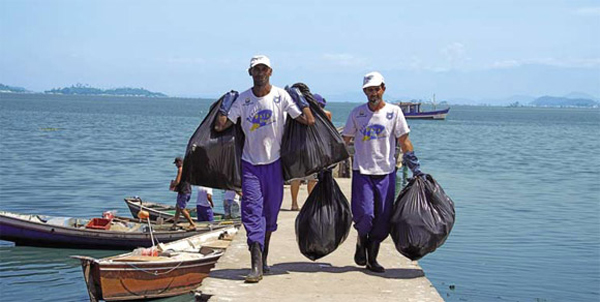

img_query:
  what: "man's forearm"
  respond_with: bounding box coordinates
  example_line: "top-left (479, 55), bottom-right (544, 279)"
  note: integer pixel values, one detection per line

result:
top-left (398, 134), bottom-right (414, 153)
top-left (294, 107), bottom-right (316, 125)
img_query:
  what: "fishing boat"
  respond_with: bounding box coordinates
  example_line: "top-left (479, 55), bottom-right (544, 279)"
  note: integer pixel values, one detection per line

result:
top-left (397, 102), bottom-right (450, 119)
top-left (397, 95), bottom-right (450, 119)
top-left (72, 226), bottom-right (238, 302)
top-left (124, 197), bottom-right (231, 223)
top-left (0, 210), bottom-right (234, 250)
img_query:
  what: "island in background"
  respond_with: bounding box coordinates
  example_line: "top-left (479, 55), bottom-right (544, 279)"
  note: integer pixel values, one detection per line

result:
top-left (1, 83), bottom-right (166, 98)
top-left (45, 83), bottom-right (167, 97)
top-left (2, 82), bottom-right (599, 108)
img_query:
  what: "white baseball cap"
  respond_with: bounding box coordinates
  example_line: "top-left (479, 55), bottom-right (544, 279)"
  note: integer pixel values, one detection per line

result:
top-left (249, 55), bottom-right (271, 70)
top-left (362, 71), bottom-right (385, 88)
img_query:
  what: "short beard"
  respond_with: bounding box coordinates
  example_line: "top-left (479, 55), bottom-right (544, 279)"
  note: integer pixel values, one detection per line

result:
top-left (368, 97), bottom-right (381, 105)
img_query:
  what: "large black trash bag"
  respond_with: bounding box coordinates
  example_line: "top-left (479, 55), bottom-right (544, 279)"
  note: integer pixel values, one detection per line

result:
top-left (280, 83), bottom-right (349, 181)
top-left (181, 91), bottom-right (244, 191)
top-left (390, 174), bottom-right (455, 260)
top-left (295, 170), bottom-right (352, 261)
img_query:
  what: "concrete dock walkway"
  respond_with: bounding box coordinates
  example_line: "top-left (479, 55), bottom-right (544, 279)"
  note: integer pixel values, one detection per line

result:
top-left (198, 178), bottom-right (444, 301)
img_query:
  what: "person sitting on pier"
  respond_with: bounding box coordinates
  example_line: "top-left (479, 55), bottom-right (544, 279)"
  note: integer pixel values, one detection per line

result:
top-left (214, 55), bottom-right (315, 283)
top-left (342, 71), bottom-right (423, 273)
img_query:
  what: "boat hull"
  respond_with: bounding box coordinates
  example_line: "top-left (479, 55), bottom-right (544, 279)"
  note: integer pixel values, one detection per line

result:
top-left (404, 108), bottom-right (450, 119)
top-left (125, 197), bottom-right (187, 222)
top-left (125, 197), bottom-right (228, 222)
top-left (73, 226), bottom-right (238, 301)
top-left (0, 212), bottom-right (225, 249)
top-left (80, 256), bottom-right (218, 301)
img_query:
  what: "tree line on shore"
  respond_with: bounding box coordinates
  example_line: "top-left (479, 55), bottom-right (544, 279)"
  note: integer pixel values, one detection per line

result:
top-left (1, 83), bottom-right (167, 97)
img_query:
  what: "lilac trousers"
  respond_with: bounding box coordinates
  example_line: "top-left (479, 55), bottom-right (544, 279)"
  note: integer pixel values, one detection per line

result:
top-left (176, 193), bottom-right (191, 209)
top-left (241, 159), bottom-right (284, 250)
top-left (351, 170), bottom-right (396, 243)
top-left (196, 205), bottom-right (214, 222)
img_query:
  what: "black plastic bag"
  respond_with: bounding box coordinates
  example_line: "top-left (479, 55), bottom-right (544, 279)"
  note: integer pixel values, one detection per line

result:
top-left (295, 170), bottom-right (352, 261)
top-left (280, 83), bottom-right (349, 181)
top-left (181, 91), bottom-right (244, 191)
top-left (390, 174), bottom-right (455, 260)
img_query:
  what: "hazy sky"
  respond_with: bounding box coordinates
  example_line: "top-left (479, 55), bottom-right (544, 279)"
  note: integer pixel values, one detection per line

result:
top-left (1, 0), bottom-right (599, 101)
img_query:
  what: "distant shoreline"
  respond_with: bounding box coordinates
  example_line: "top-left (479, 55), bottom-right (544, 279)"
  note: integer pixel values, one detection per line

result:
top-left (0, 90), bottom-right (600, 109)
top-left (0, 91), bottom-right (209, 101)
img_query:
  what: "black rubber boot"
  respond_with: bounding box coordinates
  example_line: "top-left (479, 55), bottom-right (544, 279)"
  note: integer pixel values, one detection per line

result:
top-left (263, 232), bottom-right (272, 273)
top-left (354, 233), bottom-right (368, 266)
top-left (244, 242), bottom-right (263, 283)
top-left (366, 240), bottom-right (385, 273)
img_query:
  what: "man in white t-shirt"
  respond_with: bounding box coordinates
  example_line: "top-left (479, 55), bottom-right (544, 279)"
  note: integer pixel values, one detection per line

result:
top-left (215, 55), bottom-right (315, 283)
top-left (195, 186), bottom-right (214, 222)
top-left (342, 71), bottom-right (424, 273)
top-left (223, 190), bottom-right (240, 219)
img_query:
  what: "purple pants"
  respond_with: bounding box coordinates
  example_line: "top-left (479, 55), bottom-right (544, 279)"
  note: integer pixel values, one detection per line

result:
top-left (176, 193), bottom-right (191, 209)
top-left (196, 205), bottom-right (214, 222)
top-left (351, 170), bottom-right (396, 243)
top-left (241, 159), bottom-right (284, 250)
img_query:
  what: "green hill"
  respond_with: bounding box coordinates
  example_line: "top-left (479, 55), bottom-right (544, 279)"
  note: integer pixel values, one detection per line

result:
top-left (44, 84), bottom-right (167, 97)
top-left (0, 83), bottom-right (28, 93)
top-left (530, 96), bottom-right (598, 107)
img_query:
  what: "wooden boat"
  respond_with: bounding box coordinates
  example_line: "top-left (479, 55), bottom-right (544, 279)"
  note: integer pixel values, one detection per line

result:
top-left (397, 101), bottom-right (450, 119)
top-left (124, 196), bottom-right (230, 223)
top-left (72, 226), bottom-right (238, 301)
top-left (0, 210), bottom-right (235, 250)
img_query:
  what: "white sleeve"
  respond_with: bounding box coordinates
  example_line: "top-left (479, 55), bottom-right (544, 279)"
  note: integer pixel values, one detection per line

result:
top-left (282, 91), bottom-right (302, 119)
top-left (394, 108), bottom-right (410, 138)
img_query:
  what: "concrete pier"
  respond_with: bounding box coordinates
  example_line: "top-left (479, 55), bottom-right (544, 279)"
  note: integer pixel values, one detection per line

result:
top-left (198, 178), bottom-right (444, 301)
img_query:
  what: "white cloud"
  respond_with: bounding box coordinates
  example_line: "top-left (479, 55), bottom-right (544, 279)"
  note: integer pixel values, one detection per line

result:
top-left (490, 58), bottom-right (600, 69)
top-left (408, 56), bottom-right (423, 70)
top-left (165, 57), bottom-right (206, 64)
top-left (573, 7), bottom-right (600, 16)
top-left (441, 42), bottom-right (468, 65)
top-left (491, 60), bottom-right (522, 69)
top-left (321, 53), bottom-right (367, 67)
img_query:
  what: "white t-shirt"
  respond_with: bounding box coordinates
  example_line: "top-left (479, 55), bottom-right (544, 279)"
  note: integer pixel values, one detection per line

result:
top-left (223, 190), bottom-right (240, 202)
top-left (228, 86), bottom-right (302, 165)
top-left (196, 186), bottom-right (213, 207)
top-left (342, 102), bottom-right (410, 175)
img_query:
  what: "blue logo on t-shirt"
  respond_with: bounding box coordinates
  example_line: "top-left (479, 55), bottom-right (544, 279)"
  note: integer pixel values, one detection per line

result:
top-left (248, 109), bottom-right (273, 131)
top-left (361, 124), bottom-right (386, 141)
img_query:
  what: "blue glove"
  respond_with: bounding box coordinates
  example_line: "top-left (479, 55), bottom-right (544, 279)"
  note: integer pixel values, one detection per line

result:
top-left (218, 90), bottom-right (239, 116)
top-left (403, 151), bottom-right (424, 177)
top-left (285, 86), bottom-right (309, 110)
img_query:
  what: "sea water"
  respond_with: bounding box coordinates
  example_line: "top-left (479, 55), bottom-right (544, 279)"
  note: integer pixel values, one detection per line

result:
top-left (0, 93), bottom-right (598, 301)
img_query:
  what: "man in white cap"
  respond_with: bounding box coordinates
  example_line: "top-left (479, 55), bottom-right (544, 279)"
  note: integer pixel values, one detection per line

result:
top-left (342, 71), bottom-right (423, 273)
top-left (215, 55), bottom-right (315, 283)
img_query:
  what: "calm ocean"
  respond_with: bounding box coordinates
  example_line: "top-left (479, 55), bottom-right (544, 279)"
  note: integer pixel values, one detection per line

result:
top-left (0, 93), bottom-right (598, 301)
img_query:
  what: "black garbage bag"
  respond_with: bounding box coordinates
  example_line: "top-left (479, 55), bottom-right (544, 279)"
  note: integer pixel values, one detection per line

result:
top-left (181, 91), bottom-right (244, 191)
top-left (280, 83), bottom-right (349, 181)
top-left (390, 174), bottom-right (455, 260)
top-left (295, 170), bottom-right (352, 261)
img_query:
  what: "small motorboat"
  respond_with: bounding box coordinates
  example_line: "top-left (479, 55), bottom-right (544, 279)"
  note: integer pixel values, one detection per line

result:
top-left (124, 196), bottom-right (231, 223)
top-left (0, 210), bottom-right (235, 250)
top-left (72, 226), bottom-right (238, 301)
top-left (397, 99), bottom-right (450, 120)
